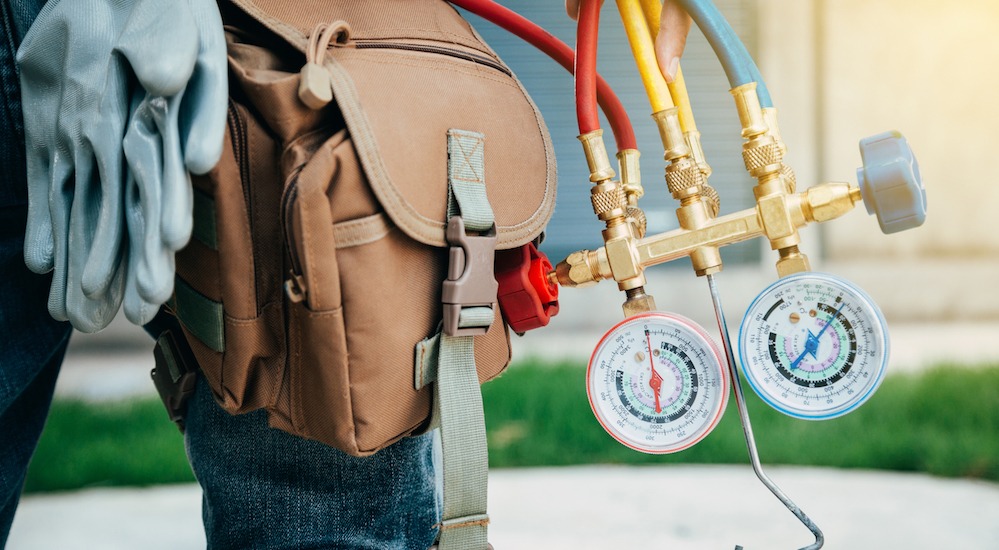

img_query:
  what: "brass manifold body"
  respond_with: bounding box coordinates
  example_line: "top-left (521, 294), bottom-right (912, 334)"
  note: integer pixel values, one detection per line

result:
top-left (554, 83), bottom-right (864, 293)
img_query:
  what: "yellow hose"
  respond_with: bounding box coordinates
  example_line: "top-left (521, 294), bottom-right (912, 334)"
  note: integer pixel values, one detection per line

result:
top-left (616, 0), bottom-right (674, 113)
top-left (637, 0), bottom-right (697, 133)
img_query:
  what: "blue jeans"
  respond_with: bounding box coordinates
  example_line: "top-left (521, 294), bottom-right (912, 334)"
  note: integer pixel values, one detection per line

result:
top-left (1, 1), bottom-right (439, 547)
top-left (0, 1), bottom-right (71, 544)
top-left (186, 378), bottom-right (440, 549)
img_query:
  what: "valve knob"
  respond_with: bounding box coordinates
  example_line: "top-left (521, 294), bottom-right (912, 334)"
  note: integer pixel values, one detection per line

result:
top-left (856, 131), bottom-right (927, 234)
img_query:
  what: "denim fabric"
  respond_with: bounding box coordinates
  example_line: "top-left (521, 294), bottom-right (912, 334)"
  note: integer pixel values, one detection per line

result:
top-left (0, 0), bottom-right (71, 546)
top-left (185, 377), bottom-right (441, 549)
top-left (0, 0), bottom-right (47, 208)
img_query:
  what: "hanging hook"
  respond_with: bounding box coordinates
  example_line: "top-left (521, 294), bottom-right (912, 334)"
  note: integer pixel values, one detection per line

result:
top-left (706, 274), bottom-right (825, 550)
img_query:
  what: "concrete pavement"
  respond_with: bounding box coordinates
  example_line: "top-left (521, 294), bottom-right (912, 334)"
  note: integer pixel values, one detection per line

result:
top-left (10, 465), bottom-right (999, 549)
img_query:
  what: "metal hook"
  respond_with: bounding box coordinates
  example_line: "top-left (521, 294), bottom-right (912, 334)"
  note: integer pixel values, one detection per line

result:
top-left (706, 274), bottom-right (825, 550)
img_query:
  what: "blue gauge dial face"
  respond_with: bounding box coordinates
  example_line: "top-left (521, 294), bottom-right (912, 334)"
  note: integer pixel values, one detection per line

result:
top-left (738, 273), bottom-right (889, 420)
top-left (588, 312), bottom-right (728, 454)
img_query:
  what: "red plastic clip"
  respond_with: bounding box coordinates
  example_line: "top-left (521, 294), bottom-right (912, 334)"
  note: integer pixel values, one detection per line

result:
top-left (496, 242), bottom-right (559, 333)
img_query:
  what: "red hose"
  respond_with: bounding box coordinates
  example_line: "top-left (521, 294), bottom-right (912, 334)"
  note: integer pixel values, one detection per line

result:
top-left (574, 0), bottom-right (601, 136)
top-left (448, 0), bottom-right (637, 150)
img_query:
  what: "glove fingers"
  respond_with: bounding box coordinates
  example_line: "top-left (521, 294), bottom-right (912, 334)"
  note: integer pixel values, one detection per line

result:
top-left (44, 157), bottom-right (76, 322)
top-left (124, 95), bottom-right (175, 305)
top-left (81, 63), bottom-right (131, 299)
top-left (158, 93), bottom-right (194, 251)
top-left (124, 173), bottom-right (164, 326)
top-left (116, 0), bottom-right (199, 97)
top-left (65, 154), bottom-right (124, 332)
top-left (23, 152), bottom-right (56, 274)
top-left (180, 0), bottom-right (228, 175)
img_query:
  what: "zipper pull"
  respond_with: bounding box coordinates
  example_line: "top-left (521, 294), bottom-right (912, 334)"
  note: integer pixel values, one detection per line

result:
top-left (299, 21), bottom-right (351, 110)
top-left (285, 271), bottom-right (308, 304)
top-left (298, 63), bottom-right (332, 110)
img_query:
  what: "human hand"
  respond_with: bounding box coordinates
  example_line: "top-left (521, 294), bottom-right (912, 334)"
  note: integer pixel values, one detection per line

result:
top-left (17, 0), bottom-right (226, 330)
top-left (565, 0), bottom-right (692, 83)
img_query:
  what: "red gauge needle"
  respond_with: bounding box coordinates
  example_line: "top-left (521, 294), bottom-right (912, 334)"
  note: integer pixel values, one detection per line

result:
top-left (647, 331), bottom-right (663, 414)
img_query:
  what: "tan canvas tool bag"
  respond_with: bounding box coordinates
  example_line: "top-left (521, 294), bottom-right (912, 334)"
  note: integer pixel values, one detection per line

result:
top-left (161, 0), bottom-right (556, 546)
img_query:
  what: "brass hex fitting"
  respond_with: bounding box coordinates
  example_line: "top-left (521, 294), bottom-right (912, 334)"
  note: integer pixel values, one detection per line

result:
top-left (553, 249), bottom-right (604, 288)
top-left (803, 182), bottom-right (863, 222)
top-left (776, 246), bottom-right (810, 277)
top-left (622, 287), bottom-right (657, 317)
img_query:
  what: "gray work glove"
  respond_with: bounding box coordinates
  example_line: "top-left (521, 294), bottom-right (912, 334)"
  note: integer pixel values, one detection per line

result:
top-left (17, 0), bottom-right (227, 331)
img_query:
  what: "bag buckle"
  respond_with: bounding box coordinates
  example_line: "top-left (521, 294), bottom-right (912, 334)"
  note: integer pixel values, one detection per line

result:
top-left (442, 216), bottom-right (498, 337)
top-left (151, 330), bottom-right (199, 432)
top-left (496, 242), bottom-right (559, 334)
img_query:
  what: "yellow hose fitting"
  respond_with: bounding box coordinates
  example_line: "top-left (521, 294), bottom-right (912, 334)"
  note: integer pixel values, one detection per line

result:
top-left (652, 108), bottom-right (690, 161)
top-left (730, 83), bottom-right (769, 139)
top-left (684, 130), bottom-right (712, 178)
top-left (578, 130), bottom-right (617, 183)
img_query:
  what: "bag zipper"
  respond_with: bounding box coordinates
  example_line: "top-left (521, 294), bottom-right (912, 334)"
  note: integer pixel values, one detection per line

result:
top-left (227, 100), bottom-right (252, 221)
top-left (281, 177), bottom-right (308, 304)
top-left (353, 41), bottom-right (512, 76)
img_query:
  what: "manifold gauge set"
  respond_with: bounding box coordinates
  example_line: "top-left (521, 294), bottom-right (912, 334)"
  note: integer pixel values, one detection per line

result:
top-left (456, 0), bottom-right (926, 547)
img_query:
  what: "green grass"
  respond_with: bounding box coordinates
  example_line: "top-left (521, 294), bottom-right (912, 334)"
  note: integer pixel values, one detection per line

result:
top-left (23, 361), bottom-right (999, 493)
top-left (24, 399), bottom-right (195, 493)
top-left (483, 360), bottom-right (999, 480)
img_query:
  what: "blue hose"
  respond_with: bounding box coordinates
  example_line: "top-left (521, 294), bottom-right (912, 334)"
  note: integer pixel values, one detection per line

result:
top-left (677, 0), bottom-right (773, 108)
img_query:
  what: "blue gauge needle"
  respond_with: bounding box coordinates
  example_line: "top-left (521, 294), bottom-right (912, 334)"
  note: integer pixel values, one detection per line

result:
top-left (789, 301), bottom-right (847, 370)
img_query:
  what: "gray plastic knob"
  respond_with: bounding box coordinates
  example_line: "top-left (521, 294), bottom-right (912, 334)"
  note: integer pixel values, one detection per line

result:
top-left (856, 131), bottom-right (927, 234)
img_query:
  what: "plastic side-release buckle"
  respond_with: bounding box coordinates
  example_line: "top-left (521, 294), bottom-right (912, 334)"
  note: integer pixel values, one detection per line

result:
top-left (442, 216), bottom-right (498, 337)
top-left (496, 242), bottom-right (559, 333)
top-left (151, 330), bottom-right (199, 432)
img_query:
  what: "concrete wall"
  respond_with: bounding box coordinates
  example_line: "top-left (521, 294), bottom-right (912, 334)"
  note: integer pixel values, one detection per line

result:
top-left (755, 0), bottom-right (999, 320)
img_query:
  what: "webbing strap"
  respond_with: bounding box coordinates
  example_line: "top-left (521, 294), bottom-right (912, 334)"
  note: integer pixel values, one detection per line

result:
top-left (434, 128), bottom-right (493, 550)
top-left (435, 332), bottom-right (490, 549)
top-left (447, 129), bottom-right (493, 233)
top-left (172, 277), bottom-right (225, 353)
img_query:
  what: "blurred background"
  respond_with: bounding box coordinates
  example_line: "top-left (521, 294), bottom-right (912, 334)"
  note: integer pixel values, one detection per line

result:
top-left (9, 1), bottom-right (999, 548)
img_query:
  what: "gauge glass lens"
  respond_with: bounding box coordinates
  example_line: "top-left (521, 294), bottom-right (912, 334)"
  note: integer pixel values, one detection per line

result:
top-left (738, 272), bottom-right (889, 420)
top-left (587, 312), bottom-right (729, 454)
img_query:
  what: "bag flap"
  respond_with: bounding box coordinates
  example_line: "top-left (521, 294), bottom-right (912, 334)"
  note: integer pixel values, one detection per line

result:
top-left (225, 0), bottom-right (557, 249)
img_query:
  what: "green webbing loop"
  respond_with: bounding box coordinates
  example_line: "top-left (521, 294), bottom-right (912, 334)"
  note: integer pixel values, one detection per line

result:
top-left (172, 277), bottom-right (224, 353)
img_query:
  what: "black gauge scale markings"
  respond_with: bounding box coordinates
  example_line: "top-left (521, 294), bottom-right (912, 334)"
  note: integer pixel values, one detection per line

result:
top-left (587, 312), bottom-right (729, 454)
top-left (738, 272), bottom-right (889, 420)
